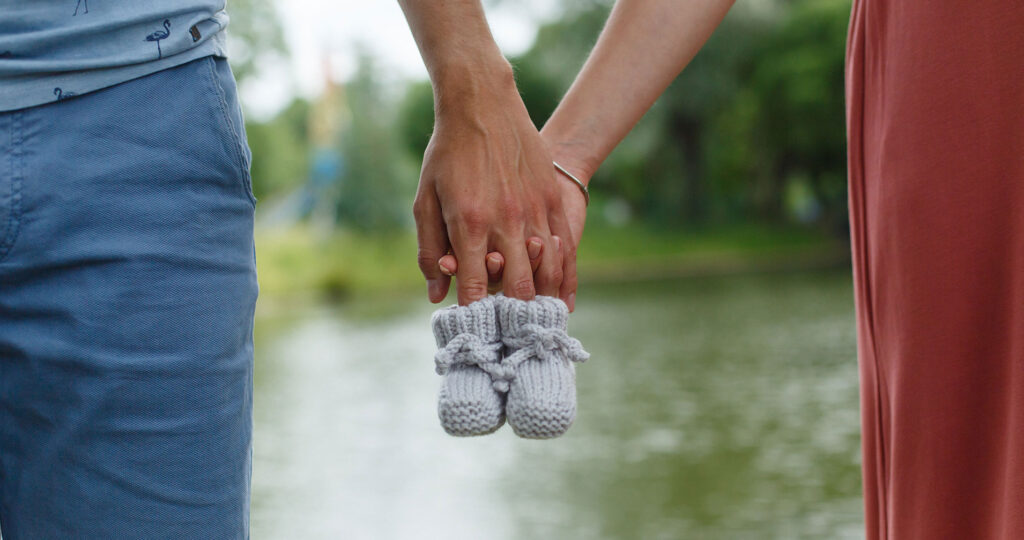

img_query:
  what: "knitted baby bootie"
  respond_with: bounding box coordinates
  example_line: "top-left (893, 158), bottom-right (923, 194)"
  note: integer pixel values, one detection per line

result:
top-left (432, 296), bottom-right (507, 436)
top-left (498, 295), bottom-right (589, 439)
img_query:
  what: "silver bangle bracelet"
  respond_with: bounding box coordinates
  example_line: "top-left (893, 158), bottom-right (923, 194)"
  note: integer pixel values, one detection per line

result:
top-left (552, 161), bottom-right (590, 206)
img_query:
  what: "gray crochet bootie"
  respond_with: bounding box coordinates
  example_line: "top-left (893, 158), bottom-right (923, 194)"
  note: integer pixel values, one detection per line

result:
top-left (498, 295), bottom-right (589, 439)
top-left (432, 296), bottom-right (507, 436)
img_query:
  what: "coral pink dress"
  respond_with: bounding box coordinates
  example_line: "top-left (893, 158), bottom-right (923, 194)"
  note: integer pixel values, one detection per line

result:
top-left (846, 1), bottom-right (1024, 537)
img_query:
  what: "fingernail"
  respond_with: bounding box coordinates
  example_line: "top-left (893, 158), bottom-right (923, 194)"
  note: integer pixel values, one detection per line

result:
top-left (528, 239), bottom-right (542, 259)
top-left (568, 292), bottom-right (576, 312)
top-left (440, 265), bottom-right (454, 277)
top-left (427, 279), bottom-right (440, 300)
top-left (554, 235), bottom-right (562, 250)
top-left (486, 256), bottom-right (502, 275)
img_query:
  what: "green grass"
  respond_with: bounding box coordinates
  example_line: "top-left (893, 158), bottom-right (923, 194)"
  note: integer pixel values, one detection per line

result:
top-left (254, 223), bottom-right (848, 304)
top-left (576, 222), bottom-right (848, 282)
top-left (579, 222), bottom-right (836, 261)
top-left (255, 227), bottom-right (421, 304)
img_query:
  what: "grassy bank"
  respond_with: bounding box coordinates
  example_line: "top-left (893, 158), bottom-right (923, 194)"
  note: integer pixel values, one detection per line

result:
top-left (254, 223), bottom-right (849, 304)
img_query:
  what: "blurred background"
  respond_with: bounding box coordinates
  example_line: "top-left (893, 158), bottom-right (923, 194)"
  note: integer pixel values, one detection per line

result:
top-left (228, 0), bottom-right (862, 537)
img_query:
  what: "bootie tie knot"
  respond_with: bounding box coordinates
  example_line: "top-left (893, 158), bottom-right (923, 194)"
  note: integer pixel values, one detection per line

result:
top-left (434, 333), bottom-right (506, 392)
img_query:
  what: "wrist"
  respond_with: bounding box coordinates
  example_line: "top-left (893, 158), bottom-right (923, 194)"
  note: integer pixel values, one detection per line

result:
top-left (432, 57), bottom-right (517, 112)
top-left (540, 130), bottom-right (598, 186)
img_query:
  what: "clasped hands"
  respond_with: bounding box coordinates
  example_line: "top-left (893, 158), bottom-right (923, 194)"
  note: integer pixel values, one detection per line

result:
top-left (413, 66), bottom-right (588, 311)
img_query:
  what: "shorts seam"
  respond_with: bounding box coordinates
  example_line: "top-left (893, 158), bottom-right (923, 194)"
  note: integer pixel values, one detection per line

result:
top-left (202, 57), bottom-right (257, 209)
top-left (0, 111), bottom-right (24, 263)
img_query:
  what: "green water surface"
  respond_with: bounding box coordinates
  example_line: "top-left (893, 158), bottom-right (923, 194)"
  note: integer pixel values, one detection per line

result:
top-left (251, 269), bottom-right (862, 539)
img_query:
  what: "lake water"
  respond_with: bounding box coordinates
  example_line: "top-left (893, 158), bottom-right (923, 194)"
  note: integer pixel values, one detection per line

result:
top-left (250, 269), bottom-right (863, 539)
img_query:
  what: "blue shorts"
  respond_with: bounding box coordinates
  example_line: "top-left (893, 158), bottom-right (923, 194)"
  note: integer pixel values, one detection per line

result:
top-left (0, 57), bottom-right (257, 538)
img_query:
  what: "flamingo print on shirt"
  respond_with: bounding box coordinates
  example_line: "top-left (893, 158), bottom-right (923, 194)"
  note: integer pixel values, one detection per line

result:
top-left (3, 5), bottom-right (230, 112)
top-left (146, 20), bottom-right (171, 60)
top-left (54, 87), bottom-right (77, 102)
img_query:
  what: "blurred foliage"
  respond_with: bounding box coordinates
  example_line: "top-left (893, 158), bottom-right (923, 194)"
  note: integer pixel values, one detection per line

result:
top-left (397, 81), bottom-right (436, 165)
top-left (246, 99), bottom-right (310, 199)
top-left (233, 0), bottom-right (854, 298)
top-left (225, 0), bottom-right (287, 84)
top-left (335, 54), bottom-right (415, 232)
top-left (255, 227), bottom-right (421, 303)
top-left (742, 0), bottom-right (850, 235)
top-left (236, 0), bottom-right (851, 232)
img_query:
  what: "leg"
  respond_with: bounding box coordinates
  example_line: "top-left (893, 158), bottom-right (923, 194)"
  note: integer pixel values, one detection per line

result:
top-left (0, 56), bottom-right (256, 539)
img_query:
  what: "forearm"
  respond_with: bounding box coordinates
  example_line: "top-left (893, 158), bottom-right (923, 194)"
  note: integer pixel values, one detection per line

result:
top-left (397, 0), bottom-right (517, 109)
top-left (541, 0), bottom-right (735, 180)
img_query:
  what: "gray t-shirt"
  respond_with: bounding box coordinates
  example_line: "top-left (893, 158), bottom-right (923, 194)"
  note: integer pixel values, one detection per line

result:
top-left (0, 1), bottom-right (230, 111)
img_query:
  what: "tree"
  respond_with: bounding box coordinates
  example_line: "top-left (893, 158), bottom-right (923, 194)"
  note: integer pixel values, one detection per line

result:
top-left (246, 99), bottom-right (311, 199)
top-left (335, 55), bottom-right (415, 232)
top-left (744, 0), bottom-right (850, 233)
top-left (225, 0), bottom-right (287, 84)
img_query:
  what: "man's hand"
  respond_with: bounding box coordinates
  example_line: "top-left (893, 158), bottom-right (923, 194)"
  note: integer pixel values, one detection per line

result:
top-left (413, 67), bottom-right (574, 306)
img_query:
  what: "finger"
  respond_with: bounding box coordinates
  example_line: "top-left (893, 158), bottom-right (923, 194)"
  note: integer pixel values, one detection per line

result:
top-left (439, 254), bottom-right (457, 276)
top-left (499, 236), bottom-right (536, 301)
top-left (450, 230), bottom-right (489, 306)
top-left (439, 251), bottom-right (501, 284)
top-left (413, 192), bottom-right (452, 303)
top-left (548, 209), bottom-right (578, 311)
top-left (531, 232), bottom-right (563, 298)
top-left (485, 252), bottom-right (504, 295)
top-left (527, 236), bottom-right (543, 273)
top-left (486, 252), bottom-right (504, 280)
top-left (487, 239), bottom-right (540, 277)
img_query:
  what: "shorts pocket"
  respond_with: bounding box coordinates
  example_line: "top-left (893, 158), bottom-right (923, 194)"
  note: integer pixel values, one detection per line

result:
top-left (0, 111), bottom-right (24, 263)
top-left (200, 56), bottom-right (257, 208)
